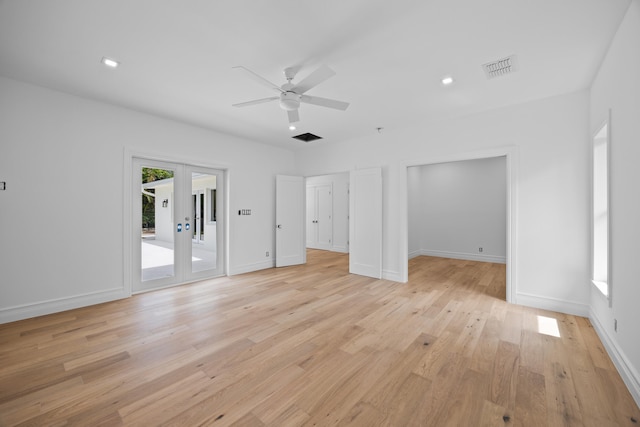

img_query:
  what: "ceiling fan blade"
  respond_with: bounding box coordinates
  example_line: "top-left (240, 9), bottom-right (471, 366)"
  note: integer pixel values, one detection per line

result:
top-left (292, 65), bottom-right (336, 94)
top-left (300, 94), bottom-right (349, 111)
top-left (232, 66), bottom-right (283, 93)
top-left (288, 109), bottom-right (300, 123)
top-left (232, 96), bottom-right (278, 107)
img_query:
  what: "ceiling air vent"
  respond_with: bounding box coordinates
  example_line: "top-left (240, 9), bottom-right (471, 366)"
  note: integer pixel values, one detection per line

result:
top-left (292, 132), bottom-right (323, 143)
top-left (482, 55), bottom-right (518, 79)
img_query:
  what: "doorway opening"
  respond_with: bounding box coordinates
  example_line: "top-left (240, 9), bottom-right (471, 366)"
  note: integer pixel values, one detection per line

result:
top-left (276, 168), bottom-right (382, 279)
top-left (305, 172), bottom-right (350, 272)
top-left (403, 150), bottom-right (515, 302)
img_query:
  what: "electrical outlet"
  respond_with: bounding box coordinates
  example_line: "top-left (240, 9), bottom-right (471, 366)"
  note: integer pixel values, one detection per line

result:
top-left (478, 247), bottom-right (483, 253)
top-left (614, 318), bottom-right (618, 332)
top-left (265, 251), bottom-right (269, 257)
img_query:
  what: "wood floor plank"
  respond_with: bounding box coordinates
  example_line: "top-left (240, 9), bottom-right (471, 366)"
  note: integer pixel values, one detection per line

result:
top-left (514, 366), bottom-right (547, 427)
top-left (489, 340), bottom-right (521, 411)
top-left (0, 251), bottom-right (637, 426)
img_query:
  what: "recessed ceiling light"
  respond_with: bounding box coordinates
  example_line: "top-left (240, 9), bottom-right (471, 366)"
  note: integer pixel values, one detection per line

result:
top-left (101, 57), bottom-right (119, 68)
top-left (441, 76), bottom-right (454, 85)
top-left (289, 125), bottom-right (296, 131)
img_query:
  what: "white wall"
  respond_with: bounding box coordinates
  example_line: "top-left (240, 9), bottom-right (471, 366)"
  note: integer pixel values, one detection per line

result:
top-left (0, 76), bottom-right (295, 323)
top-left (589, 0), bottom-right (640, 405)
top-left (305, 172), bottom-right (349, 253)
top-left (409, 157), bottom-right (506, 263)
top-left (295, 89), bottom-right (590, 315)
top-left (407, 166), bottom-right (422, 257)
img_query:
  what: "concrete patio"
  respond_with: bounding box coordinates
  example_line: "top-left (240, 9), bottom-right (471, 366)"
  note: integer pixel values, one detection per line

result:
top-left (142, 238), bottom-right (216, 281)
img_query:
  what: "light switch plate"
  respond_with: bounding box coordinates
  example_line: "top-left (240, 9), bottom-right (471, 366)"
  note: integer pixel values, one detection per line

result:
top-left (0, 182), bottom-right (5, 190)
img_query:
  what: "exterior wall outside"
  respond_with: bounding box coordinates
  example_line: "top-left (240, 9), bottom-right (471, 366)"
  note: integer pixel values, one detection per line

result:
top-left (154, 185), bottom-right (174, 244)
top-left (151, 175), bottom-right (217, 252)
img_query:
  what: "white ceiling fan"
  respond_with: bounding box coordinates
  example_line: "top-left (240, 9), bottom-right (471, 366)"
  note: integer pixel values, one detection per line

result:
top-left (232, 64), bottom-right (349, 124)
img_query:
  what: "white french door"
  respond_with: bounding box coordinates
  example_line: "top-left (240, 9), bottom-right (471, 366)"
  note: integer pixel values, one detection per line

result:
top-left (132, 158), bottom-right (225, 293)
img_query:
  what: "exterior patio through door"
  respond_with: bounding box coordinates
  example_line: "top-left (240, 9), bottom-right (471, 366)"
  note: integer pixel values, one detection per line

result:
top-left (132, 157), bottom-right (225, 293)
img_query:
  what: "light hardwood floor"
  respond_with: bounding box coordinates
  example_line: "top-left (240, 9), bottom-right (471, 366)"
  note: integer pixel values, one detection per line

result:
top-left (1, 250), bottom-right (638, 426)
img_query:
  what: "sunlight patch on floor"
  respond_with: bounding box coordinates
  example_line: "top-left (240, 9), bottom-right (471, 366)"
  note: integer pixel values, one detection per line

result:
top-left (537, 315), bottom-right (561, 338)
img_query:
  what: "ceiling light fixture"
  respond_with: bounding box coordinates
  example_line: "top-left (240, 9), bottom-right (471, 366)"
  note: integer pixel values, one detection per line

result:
top-left (279, 92), bottom-right (301, 111)
top-left (101, 57), bottom-right (119, 68)
top-left (289, 125), bottom-right (296, 131)
top-left (441, 76), bottom-right (454, 85)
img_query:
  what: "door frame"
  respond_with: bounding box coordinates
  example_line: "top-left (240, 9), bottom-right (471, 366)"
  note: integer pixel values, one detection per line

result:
top-left (399, 146), bottom-right (517, 303)
top-left (123, 148), bottom-right (229, 296)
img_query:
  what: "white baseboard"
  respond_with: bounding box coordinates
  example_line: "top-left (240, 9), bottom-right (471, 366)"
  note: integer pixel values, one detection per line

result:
top-left (0, 287), bottom-right (129, 325)
top-left (382, 269), bottom-right (403, 282)
top-left (589, 309), bottom-right (640, 408)
top-left (417, 249), bottom-right (506, 264)
top-left (516, 292), bottom-right (589, 317)
top-left (229, 259), bottom-right (275, 276)
top-left (330, 245), bottom-right (349, 253)
top-left (408, 249), bottom-right (422, 259)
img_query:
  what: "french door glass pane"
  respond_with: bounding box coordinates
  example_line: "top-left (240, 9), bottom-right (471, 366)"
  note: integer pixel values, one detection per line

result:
top-left (141, 167), bottom-right (175, 281)
top-left (191, 172), bottom-right (217, 273)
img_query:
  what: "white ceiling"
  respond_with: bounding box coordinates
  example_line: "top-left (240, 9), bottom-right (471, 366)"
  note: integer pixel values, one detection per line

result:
top-left (0, 0), bottom-right (630, 150)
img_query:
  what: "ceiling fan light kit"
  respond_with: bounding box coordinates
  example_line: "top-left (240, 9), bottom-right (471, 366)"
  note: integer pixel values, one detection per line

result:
top-left (233, 64), bottom-right (349, 125)
top-left (279, 92), bottom-right (301, 111)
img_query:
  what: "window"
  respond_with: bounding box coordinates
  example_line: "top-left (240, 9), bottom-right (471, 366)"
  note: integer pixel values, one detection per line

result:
top-left (209, 189), bottom-right (217, 222)
top-left (592, 121), bottom-right (610, 299)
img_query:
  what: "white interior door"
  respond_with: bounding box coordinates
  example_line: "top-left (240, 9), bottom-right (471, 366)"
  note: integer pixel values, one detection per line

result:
top-left (276, 175), bottom-right (306, 267)
top-left (306, 183), bottom-right (333, 250)
top-left (316, 184), bottom-right (333, 250)
top-left (349, 168), bottom-right (382, 278)
top-left (306, 186), bottom-right (316, 247)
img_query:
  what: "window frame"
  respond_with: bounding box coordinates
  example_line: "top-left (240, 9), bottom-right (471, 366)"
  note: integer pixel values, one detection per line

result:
top-left (591, 112), bottom-right (612, 304)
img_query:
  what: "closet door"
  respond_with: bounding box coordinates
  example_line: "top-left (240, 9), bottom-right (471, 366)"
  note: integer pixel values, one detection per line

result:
top-left (315, 184), bottom-right (333, 250)
top-left (306, 183), bottom-right (332, 251)
top-left (306, 186), bottom-right (317, 247)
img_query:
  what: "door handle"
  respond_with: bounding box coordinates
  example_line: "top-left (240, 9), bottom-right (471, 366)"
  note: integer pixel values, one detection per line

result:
top-left (277, 224), bottom-right (282, 229)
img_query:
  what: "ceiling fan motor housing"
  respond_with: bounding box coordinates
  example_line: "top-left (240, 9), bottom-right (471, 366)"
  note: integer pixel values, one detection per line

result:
top-left (280, 91), bottom-right (301, 111)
